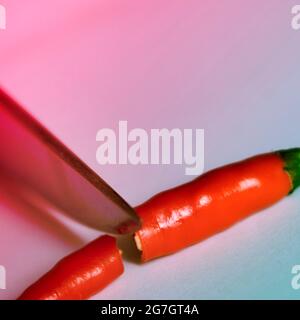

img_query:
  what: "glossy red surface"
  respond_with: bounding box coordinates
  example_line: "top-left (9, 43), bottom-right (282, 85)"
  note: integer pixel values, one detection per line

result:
top-left (135, 153), bottom-right (292, 262)
top-left (18, 235), bottom-right (124, 300)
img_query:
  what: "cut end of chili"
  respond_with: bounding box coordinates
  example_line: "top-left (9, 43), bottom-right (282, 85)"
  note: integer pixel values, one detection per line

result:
top-left (134, 234), bottom-right (142, 252)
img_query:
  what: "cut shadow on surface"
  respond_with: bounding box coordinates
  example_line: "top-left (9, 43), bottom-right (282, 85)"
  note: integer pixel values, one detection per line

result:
top-left (117, 234), bottom-right (141, 264)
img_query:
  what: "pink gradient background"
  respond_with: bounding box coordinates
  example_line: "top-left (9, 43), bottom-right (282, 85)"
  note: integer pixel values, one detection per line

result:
top-left (1, 0), bottom-right (300, 299)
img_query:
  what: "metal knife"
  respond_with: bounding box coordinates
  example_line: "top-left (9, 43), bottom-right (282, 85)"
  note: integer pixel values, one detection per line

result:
top-left (0, 88), bottom-right (140, 234)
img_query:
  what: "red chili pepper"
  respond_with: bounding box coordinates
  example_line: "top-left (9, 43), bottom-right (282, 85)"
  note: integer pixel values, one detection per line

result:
top-left (18, 235), bottom-right (123, 300)
top-left (134, 149), bottom-right (300, 262)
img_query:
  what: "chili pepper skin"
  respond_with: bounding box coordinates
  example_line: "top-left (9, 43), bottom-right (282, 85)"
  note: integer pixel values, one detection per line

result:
top-left (134, 148), bottom-right (300, 262)
top-left (18, 235), bottom-right (124, 300)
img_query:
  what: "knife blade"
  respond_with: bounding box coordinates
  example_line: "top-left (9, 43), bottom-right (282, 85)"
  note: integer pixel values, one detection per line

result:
top-left (0, 88), bottom-right (140, 234)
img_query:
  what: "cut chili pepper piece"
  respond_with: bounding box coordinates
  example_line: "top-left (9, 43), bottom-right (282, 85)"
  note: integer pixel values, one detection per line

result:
top-left (18, 235), bottom-right (124, 300)
top-left (134, 149), bottom-right (300, 262)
